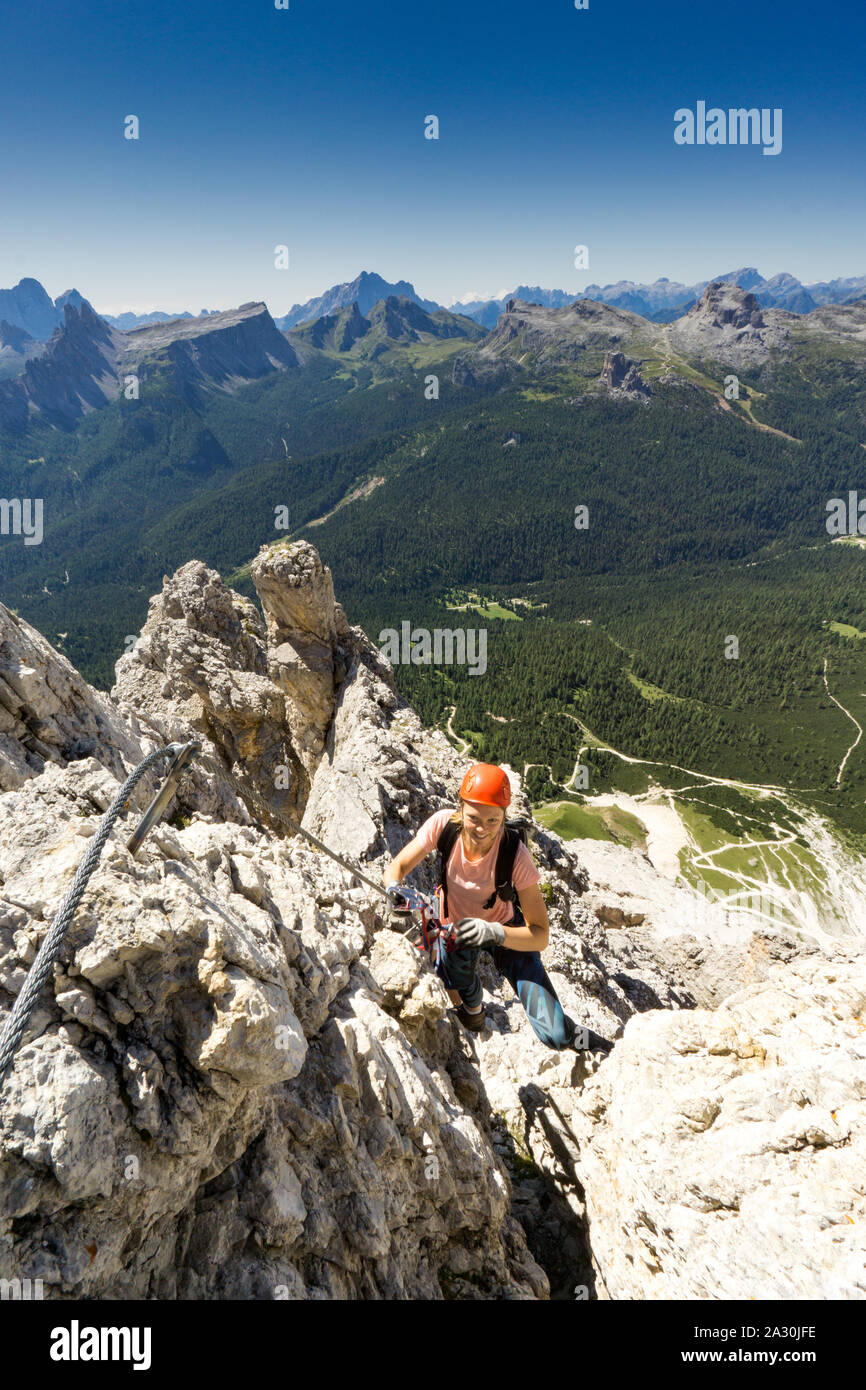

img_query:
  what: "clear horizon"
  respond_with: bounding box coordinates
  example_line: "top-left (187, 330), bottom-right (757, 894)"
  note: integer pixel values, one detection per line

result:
top-left (13, 259), bottom-right (866, 322)
top-left (1, 0), bottom-right (863, 318)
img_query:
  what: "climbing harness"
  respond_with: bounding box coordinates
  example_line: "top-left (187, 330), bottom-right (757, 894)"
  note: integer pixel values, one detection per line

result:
top-left (385, 884), bottom-right (457, 970)
top-left (0, 741), bottom-right (201, 1092)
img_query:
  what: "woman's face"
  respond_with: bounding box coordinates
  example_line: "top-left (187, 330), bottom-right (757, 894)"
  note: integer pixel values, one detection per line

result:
top-left (461, 799), bottom-right (505, 850)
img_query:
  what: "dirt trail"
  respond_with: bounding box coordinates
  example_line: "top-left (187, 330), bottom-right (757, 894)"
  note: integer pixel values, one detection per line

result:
top-left (445, 705), bottom-right (471, 756)
top-left (823, 656), bottom-right (863, 785)
top-left (306, 475), bottom-right (385, 529)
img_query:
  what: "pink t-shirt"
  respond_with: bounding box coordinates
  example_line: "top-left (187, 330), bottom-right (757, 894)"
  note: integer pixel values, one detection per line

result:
top-left (415, 809), bottom-right (540, 925)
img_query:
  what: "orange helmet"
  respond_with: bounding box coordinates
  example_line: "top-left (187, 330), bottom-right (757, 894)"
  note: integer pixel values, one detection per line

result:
top-left (459, 762), bottom-right (511, 809)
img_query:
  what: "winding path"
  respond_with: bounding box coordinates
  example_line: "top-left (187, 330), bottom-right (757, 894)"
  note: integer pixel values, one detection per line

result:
top-left (445, 705), bottom-right (471, 757)
top-left (556, 709), bottom-right (787, 797)
top-left (823, 657), bottom-right (863, 786)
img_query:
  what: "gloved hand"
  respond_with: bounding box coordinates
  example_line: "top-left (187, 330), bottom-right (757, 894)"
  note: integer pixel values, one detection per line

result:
top-left (385, 883), bottom-right (410, 908)
top-left (454, 917), bottom-right (506, 949)
top-left (385, 883), bottom-right (413, 921)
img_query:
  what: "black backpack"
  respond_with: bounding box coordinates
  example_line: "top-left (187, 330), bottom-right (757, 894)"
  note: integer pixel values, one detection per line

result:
top-left (436, 818), bottom-right (531, 921)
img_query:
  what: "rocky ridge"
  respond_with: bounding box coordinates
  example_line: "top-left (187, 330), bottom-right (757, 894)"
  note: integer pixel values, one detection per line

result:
top-left (289, 295), bottom-right (484, 360)
top-left (0, 541), bottom-right (864, 1300)
top-left (0, 301), bottom-right (299, 433)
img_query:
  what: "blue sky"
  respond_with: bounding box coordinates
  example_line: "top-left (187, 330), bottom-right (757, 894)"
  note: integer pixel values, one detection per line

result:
top-left (1, 0), bottom-right (863, 315)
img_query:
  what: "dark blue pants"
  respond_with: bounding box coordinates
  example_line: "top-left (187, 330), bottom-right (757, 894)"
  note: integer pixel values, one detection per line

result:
top-left (436, 909), bottom-right (576, 1049)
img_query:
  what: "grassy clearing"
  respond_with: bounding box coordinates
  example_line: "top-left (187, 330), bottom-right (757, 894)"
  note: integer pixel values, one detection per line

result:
top-left (535, 798), bottom-right (648, 848)
top-left (535, 800), bottom-right (615, 841)
top-left (678, 802), bottom-right (737, 854)
top-left (625, 668), bottom-right (684, 703)
top-left (445, 589), bottom-right (523, 621)
top-left (602, 804), bottom-right (648, 849)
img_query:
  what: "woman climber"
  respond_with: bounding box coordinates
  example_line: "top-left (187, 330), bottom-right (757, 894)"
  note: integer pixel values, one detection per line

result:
top-left (382, 762), bottom-right (612, 1053)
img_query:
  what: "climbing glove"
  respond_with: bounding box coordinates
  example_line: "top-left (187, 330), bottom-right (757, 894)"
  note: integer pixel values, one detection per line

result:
top-left (385, 883), bottom-right (414, 924)
top-left (454, 917), bottom-right (506, 949)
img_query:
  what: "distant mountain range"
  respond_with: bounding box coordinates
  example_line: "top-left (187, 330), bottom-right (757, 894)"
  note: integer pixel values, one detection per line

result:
top-left (106, 307), bottom-right (217, 331)
top-left (0, 289), bottom-right (488, 434)
top-left (451, 269), bottom-right (866, 326)
top-left (2, 267), bottom-right (864, 352)
top-left (577, 268), bottom-right (866, 320)
top-left (450, 286), bottom-right (580, 328)
top-left (1, 271), bottom-right (866, 439)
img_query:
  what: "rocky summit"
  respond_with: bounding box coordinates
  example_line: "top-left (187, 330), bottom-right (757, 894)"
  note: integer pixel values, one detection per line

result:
top-left (0, 541), bottom-right (864, 1300)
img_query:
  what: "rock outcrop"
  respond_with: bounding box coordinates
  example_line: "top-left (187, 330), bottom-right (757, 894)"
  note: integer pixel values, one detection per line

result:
top-left (0, 600), bottom-right (145, 793)
top-left (571, 946), bottom-right (866, 1299)
top-left (668, 281), bottom-right (790, 366)
top-left (600, 350), bottom-right (651, 398)
top-left (1, 539), bottom-right (864, 1300)
top-left (112, 545), bottom-right (361, 832)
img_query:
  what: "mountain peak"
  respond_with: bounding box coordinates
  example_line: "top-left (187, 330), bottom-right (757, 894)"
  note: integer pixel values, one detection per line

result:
top-left (0, 277), bottom-right (61, 341)
top-left (276, 272), bottom-right (441, 330)
top-left (665, 278), bottom-right (789, 365)
top-left (690, 280), bottom-right (765, 329)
